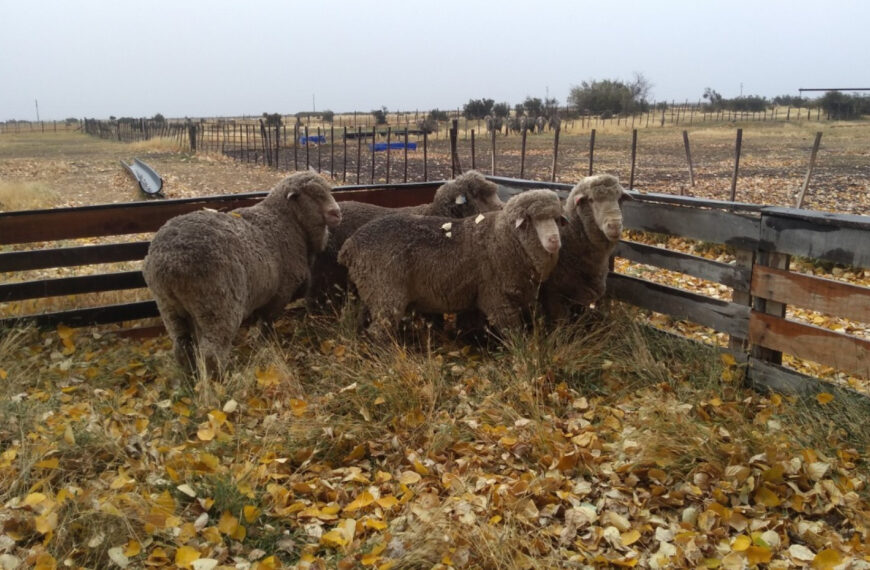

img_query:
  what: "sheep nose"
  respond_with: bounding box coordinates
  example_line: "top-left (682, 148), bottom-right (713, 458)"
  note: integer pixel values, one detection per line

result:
top-left (605, 221), bottom-right (622, 239)
top-left (326, 207), bottom-right (342, 227)
top-left (546, 233), bottom-right (561, 253)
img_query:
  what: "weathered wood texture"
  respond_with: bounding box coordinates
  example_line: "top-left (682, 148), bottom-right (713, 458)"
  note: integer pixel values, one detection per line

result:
top-left (752, 265), bottom-right (870, 323)
top-left (0, 271), bottom-right (146, 302)
top-left (0, 241), bottom-right (150, 272)
top-left (607, 273), bottom-right (750, 337)
top-left (621, 201), bottom-right (760, 249)
top-left (0, 300), bottom-right (158, 329)
top-left (614, 240), bottom-right (751, 289)
top-left (749, 310), bottom-right (870, 379)
top-left (759, 207), bottom-right (870, 268)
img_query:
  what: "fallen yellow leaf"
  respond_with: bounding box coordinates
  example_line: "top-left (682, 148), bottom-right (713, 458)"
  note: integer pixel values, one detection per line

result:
top-left (812, 549), bottom-right (843, 570)
top-left (731, 534), bottom-right (752, 551)
top-left (344, 490), bottom-right (375, 513)
top-left (218, 511), bottom-right (238, 535)
top-left (816, 392), bottom-right (834, 405)
top-left (175, 545), bottom-right (201, 568)
top-left (620, 529), bottom-right (641, 546)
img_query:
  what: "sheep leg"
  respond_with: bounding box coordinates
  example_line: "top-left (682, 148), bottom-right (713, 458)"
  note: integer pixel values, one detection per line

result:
top-left (479, 297), bottom-right (525, 335)
top-left (191, 308), bottom-right (245, 378)
top-left (364, 298), bottom-right (406, 341)
top-left (156, 301), bottom-right (196, 372)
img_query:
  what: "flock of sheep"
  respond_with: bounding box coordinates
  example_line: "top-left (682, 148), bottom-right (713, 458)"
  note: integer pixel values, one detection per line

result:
top-left (143, 170), bottom-right (632, 376)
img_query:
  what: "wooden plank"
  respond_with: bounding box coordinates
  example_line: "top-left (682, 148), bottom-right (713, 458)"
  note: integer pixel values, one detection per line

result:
top-left (0, 241), bottom-right (150, 272)
top-left (0, 271), bottom-right (146, 302)
top-left (748, 310), bottom-right (870, 378)
top-left (613, 240), bottom-right (751, 289)
top-left (0, 182), bottom-right (445, 245)
top-left (621, 201), bottom-right (760, 249)
top-left (760, 208), bottom-right (870, 268)
top-left (0, 300), bottom-right (159, 329)
top-left (747, 357), bottom-right (869, 401)
top-left (752, 265), bottom-right (870, 323)
top-left (607, 273), bottom-right (750, 337)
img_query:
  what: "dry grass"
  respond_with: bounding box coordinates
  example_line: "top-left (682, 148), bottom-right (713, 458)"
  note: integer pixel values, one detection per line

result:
top-left (2, 305), bottom-right (867, 568)
top-left (0, 180), bottom-right (60, 211)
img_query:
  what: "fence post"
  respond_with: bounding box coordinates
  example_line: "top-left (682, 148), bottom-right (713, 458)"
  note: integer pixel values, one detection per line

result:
top-left (343, 127), bottom-right (348, 183)
top-left (370, 126), bottom-right (376, 184)
top-left (304, 126), bottom-right (310, 170)
top-left (331, 124), bottom-right (335, 177)
top-left (403, 130), bottom-right (409, 183)
top-left (293, 124), bottom-right (298, 170)
top-left (423, 130), bottom-right (428, 182)
top-left (490, 125), bottom-right (497, 176)
top-left (551, 123), bottom-right (561, 182)
top-left (751, 234), bottom-right (790, 366)
top-left (317, 127), bottom-right (322, 173)
top-left (682, 130), bottom-right (695, 190)
top-left (794, 132), bottom-right (823, 209)
top-left (275, 124), bottom-right (280, 169)
top-left (588, 129), bottom-right (596, 176)
top-left (520, 128), bottom-right (527, 179)
top-left (386, 126), bottom-right (392, 183)
top-left (729, 128), bottom-right (743, 203)
top-left (729, 247), bottom-right (755, 358)
top-left (628, 128), bottom-right (637, 189)
top-left (470, 130), bottom-right (476, 171)
top-left (356, 127), bottom-right (362, 184)
top-left (188, 121), bottom-right (197, 152)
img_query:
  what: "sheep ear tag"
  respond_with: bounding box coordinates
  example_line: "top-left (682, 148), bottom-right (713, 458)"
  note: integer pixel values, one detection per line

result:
top-left (454, 194), bottom-right (468, 205)
top-left (515, 217), bottom-right (525, 229)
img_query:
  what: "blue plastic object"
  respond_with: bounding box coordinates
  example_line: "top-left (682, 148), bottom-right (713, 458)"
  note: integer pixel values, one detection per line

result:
top-left (369, 142), bottom-right (418, 152)
top-left (299, 135), bottom-right (327, 144)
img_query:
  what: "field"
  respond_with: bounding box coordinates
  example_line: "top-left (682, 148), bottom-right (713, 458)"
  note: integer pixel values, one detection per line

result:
top-left (1, 127), bottom-right (869, 569)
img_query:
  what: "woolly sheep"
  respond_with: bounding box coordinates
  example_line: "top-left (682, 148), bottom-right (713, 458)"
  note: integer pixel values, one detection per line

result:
top-left (307, 170), bottom-right (504, 311)
top-left (540, 174), bottom-right (633, 322)
top-left (535, 116), bottom-right (546, 133)
top-left (143, 172), bottom-right (342, 375)
top-left (338, 189), bottom-right (563, 338)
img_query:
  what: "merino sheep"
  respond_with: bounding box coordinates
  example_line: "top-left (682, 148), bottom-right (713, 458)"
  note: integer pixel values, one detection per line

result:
top-left (535, 116), bottom-right (546, 133)
top-left (540, 174), bottom-right (633, 322)
top-left (338, 189), bottom-right (563, 338)
top-left (143, 172), bottom-right (341, 375)
top-left (307, 170), bottom-right (504, 311)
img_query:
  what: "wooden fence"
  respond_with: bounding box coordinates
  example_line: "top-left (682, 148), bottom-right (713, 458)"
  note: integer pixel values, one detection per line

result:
top-left (1, 179), bottom-right (868, 397)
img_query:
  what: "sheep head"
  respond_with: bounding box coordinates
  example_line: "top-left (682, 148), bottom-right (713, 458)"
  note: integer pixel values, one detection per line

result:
top-left (567, 174), bottom-right (632, 242)
top-left (433, 170), bottom-right (504, 217)
top-left (506, 189), bottom-right (563, 255)
top-left (267, 172), bottom-right (342, 251)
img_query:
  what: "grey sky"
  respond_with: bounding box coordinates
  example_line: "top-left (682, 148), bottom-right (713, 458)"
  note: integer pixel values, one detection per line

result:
top-left (2, 0), bottom-right (868, 121)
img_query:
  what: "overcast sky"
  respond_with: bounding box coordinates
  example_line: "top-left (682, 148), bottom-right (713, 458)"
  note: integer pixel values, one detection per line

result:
top-left (2, 0), bottom-right (868, 121)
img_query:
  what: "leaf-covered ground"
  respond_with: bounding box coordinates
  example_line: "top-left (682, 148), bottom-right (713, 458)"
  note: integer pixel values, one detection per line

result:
top-left (1, 310), bottom-right (869, 569)
top-left (1, 126), bottom-right (869, 568)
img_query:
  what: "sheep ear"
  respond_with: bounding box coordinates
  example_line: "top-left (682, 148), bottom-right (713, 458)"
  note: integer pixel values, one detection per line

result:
top-left (619, 191), bottom-right (635, 202)
top-left (574, 193), bottom-right (585, 205)
top-left (286, 190), bottom-right (297, 200)
top-left (455, 194), bottom-right (467, 205)
top-left (515, 217), bottom-right (525, 229)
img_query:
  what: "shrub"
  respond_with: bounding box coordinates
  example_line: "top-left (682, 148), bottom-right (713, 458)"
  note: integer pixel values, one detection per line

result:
top-left (262, 112), bottom-right (283, 127)
top-left (372, 107), bottom-right (388, 125)
top-left (321, 110), bottom-right (335, 123)
top-left (820, 91), bottom-right (870, 119)
top-left (428, 109), bottom-right (449, 122)
top-left (568, 74), bottom-right (651, 116)
top-left (463, 99), bottom-right (495, 119)
top-left (492, 102), bottom-right (511, 118)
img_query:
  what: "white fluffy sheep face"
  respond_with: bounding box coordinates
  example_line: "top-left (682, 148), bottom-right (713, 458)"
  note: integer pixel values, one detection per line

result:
top-left (570, 174), bottom-right (632, 241)
top-left (532, 217), bottom-right (561, 253)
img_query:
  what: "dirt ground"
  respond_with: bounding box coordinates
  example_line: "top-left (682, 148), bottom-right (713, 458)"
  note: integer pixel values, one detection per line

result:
top-left (2, 120), bottom-right (868, 215)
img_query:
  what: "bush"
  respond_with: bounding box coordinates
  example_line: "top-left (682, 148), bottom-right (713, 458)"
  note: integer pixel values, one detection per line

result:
top-left (372, 107), bottom-right (388, 125)
top-left (820, 92), bottom-right (870, 119)
top-left (321, 110), bottom-right (334, 123)
top-left (492, 102), bottom-right (511, 118)
top-left (428, 109), bottom-right (449, 122)
top-left (568, 74), bottom-right (651, 116)
top-left (262, 112), bottom-right (282, 127)
top-left (523, 97), bottom-right (544, 117)
top-left (463, 99), bottom-right (494, 119)
top-left (773, 95), bottom-right (808, 107)
top-left (152, 113), bottom-right (166, 125)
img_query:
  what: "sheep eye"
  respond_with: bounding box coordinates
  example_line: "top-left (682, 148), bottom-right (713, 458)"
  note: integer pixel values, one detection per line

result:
top-left (559, 215), bottom-right (568, 226)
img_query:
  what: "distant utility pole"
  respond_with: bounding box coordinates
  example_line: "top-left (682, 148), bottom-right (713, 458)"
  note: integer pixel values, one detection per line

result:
top-left (35, 99), bottom-right (40, 121)
top-left (739, 83), bottom-right (743, 97)
top-left (312, 94), bottom-right (316, 113)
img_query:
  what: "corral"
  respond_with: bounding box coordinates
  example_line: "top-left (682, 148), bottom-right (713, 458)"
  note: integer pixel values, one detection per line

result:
top-left (1, 129), bottom-right (869, 568)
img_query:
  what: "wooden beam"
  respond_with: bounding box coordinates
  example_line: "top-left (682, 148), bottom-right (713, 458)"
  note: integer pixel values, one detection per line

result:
top-left (760, 208), bottom-right (870, 269)
top-left (613, 240), bottom-right (751, 289)
top-left (0, 241), bottom-right (150, 272)
top-left (752, 265), bottom-right (870, 323)
top-left (749, 310), bottom-right (870, 379)
top-left (0, 300), bottom-right (159, 329)
top-left (0, 271), bottom-right (146, 303)
top-left (607, 272), bottom-right (750, 337)
top-left (621, 201), bottom-right (760, 249)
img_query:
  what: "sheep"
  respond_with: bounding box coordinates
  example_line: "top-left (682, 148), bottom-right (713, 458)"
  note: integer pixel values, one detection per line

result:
top-left (338, 189), bottom-right (564, 339)
top-left (548, 115), bottom-right (562, 132)
top-left (535, 116), bottom-right (546, 133)
top-left (307, 170), bottom-right (504, 311)
top-left (539, 174), bottom-right (633, 322)
top-left (143, 172), bottom-right (342, 375)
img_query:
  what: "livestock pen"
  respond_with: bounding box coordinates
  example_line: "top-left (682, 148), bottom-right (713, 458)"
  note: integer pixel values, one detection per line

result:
top-left (1, 177), bottom-right (867, 398)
